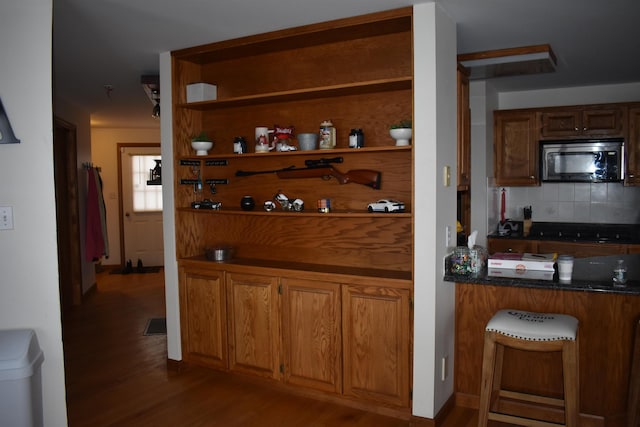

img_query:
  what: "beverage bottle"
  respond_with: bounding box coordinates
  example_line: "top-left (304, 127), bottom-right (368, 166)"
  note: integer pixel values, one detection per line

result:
top-left (613, 259), bottom-right (627, 286)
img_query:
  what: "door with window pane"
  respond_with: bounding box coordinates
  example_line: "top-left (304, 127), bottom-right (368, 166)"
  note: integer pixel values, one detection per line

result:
top-left (121, 146), bottom-right (164, 267)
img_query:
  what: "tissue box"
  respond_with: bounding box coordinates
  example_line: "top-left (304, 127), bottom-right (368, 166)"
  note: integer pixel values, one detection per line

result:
top-left (448, 246), bottom-right (487, 275)
top-left (186, 83), bottom-right (217, 103)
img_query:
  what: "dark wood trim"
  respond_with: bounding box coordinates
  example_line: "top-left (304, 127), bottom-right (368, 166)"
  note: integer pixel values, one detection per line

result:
top-left (457, 44), bottom-right (556, 65)
top-left (54, 116), bottom-right (83, 310)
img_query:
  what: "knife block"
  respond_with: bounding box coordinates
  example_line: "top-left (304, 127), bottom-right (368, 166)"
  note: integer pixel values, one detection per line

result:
top-left (523, 219), bottom-right (532, 237)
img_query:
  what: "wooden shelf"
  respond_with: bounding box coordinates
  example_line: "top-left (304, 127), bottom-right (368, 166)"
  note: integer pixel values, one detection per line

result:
top-left (173, 10), bottom-right (414, 409)
top-left (180, 256), bottom-right (413, 283)
top-left (171, 7), bottom-right (413, 274)
top-left (172, 8), bottom-right (412, 64)
top-left (177, 78), bottom-right (412, 110)
top-left (177, 207), bottom-right (411, 218)
top-left (176, 145), bottom-right (412, 162)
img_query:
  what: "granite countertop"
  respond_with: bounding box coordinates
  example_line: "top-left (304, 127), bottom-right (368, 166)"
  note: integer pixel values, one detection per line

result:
top-left (444, 253), bottom-right (640, 295)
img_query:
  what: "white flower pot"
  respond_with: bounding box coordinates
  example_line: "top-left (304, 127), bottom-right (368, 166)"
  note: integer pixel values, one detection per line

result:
top-left (390, 128), bottom-right (412, 146)
top-left (191, 140), bottom-right (213, 156)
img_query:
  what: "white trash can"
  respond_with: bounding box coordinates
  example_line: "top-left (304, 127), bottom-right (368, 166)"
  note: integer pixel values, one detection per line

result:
top-left (0, 329), bottom-right (44, 427)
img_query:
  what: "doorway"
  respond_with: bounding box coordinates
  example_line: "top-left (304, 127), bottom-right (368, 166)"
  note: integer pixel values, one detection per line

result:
top-left (53, 117), bottom-right (83, 312)
top-left (117, 144), bottom-right (164, 267)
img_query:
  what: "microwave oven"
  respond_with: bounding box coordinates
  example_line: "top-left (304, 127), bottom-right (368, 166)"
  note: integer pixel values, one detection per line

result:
top-left (540, 138), bottom-right (625, 182)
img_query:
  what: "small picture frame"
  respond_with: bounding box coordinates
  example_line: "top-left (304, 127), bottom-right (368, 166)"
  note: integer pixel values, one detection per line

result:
top-left (0, 97), bottom-right (20, 144)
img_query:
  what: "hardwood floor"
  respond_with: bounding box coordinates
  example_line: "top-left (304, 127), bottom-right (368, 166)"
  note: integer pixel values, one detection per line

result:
top-left (62, 269), bottom-right (492, 426)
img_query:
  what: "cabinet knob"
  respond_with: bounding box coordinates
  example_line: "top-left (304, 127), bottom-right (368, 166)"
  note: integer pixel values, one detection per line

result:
top-left (629, 173), bottom-right (636, 178)
top-left (574, 127), bottom-right (579, 131)
top-left (583, 127), bottom-right (588, 131)
top-left (529, 176), bottom-right (535, 179)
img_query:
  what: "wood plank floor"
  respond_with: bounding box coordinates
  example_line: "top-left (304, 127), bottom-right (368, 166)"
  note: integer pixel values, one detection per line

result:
top-left (62, 269), bottom-right (498, 426)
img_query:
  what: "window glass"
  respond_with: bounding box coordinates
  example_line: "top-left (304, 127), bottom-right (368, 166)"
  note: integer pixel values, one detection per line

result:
top-left (131, 155), bottom-right (162, 212)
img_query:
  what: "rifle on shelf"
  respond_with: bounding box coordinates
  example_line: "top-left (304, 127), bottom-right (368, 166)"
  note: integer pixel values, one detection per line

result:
top-left (235, 157), bottom-right (381, 189)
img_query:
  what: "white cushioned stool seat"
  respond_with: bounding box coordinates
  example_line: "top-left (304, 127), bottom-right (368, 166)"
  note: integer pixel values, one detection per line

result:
top-left (478, 308), bottom-right (580, 427)
top-left (486, 309), bottom-right (578, 341)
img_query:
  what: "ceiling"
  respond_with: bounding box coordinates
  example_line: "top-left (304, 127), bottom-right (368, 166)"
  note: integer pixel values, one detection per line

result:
top-left (53, 0), bottom-right (640, 129)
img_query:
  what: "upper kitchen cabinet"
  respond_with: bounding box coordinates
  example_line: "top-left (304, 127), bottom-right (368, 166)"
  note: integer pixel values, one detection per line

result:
top-left (494, 110), bottom-right (539, 186)
top-left (539, 105), bottom-right (627, 140)
top-left (628, 106), bottom-right (640, 186)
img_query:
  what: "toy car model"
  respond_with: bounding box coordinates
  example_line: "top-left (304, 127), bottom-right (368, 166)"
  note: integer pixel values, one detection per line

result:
top-left (191, 199), bottom-right (222, 210)
top-left (367, 199), bottom-right (405, 213)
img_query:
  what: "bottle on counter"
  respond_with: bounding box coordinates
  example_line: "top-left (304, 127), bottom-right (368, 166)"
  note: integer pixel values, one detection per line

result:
top-left (613, 259), bottom-right (627, 286)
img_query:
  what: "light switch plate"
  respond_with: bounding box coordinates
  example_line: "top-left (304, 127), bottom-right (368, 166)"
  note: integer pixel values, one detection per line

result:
top-left (0, 206), bottom-right (14, 230)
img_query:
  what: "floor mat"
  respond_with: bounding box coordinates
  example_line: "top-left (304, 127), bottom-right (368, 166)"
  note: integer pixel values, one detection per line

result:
top-left (144, 318), bottom-right (167, 336)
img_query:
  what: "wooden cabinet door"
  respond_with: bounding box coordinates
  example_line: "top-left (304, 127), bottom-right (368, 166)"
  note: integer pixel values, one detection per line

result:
top-left (494, 111), bottom-right (539, 186)
top-left (581, 107), bottom-right (625, 137)
top-left (540, 110), bottom-right (581, 138)
top-left (179, 268), bottom-right (228, 369)
top-left (537, 241), bottom-right (627, 258)
top-left (487, 238), bottom-right (537, 255)
top-left (627, 107), bottom-right (640, 185)
top-left (540, 107), bottom-right (625, 139)
top-left (226, 272), bottom-right (281, 379)
top-left (281, 277), bottom-right (341, 393)
top-left (342, 284), bottom-right (411, 408)
top-left (457, 65), bottom-right (471, 191)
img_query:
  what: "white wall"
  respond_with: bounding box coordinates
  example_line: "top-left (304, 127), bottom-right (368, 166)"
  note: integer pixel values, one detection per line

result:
top-left (412, 3), bottom-right (457, 417)
top-left (498, 82), bottom-right (640, 110)
top-left (469, 80), bottom-right (498, 247)
top-left (0, 1), bottom-right (68, 425)
top-left (160, 51), bottom-right (182, 361)
top-left (91, 127), bottom-right (161, 266)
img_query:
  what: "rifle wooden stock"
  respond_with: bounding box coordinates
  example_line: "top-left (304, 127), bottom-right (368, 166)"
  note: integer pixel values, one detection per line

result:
top-left (276, 166), bottom-right (381, 189)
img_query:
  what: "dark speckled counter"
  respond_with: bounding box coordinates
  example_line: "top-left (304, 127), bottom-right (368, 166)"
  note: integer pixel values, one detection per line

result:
top-left (444, 253), bottom-right (640, 295)
top-left (452, 253), bottom-right (640, 423)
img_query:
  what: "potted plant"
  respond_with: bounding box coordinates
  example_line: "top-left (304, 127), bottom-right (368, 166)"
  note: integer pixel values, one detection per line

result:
top-left (389, 120), bottom-right (412, 146)
top-left (191, 131), bottom-right (213, 156)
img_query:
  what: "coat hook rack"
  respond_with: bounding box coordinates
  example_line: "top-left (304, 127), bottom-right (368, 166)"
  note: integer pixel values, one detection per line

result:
top-left (83, 162), bottom-right (102, 172)
top-left (0, 97), bottom-right (20, 144)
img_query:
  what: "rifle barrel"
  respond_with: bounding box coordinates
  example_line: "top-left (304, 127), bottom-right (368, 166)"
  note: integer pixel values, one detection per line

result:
top-left (235, 165), bottom-right (295, 176)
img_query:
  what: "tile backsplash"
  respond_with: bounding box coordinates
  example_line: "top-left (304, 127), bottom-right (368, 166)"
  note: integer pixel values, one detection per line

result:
top-left (490, 182), bottom-right (640, 226)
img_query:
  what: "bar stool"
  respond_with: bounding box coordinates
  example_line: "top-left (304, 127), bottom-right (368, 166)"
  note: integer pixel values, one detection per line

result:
top-left (478, 309), bottom-right (579, 427)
